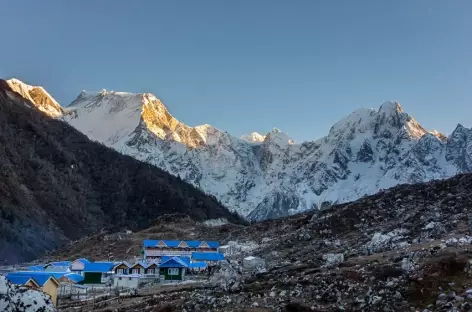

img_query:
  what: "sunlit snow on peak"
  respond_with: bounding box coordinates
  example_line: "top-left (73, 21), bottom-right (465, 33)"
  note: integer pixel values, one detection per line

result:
top-left (240, 132), bottom-right (266, 143)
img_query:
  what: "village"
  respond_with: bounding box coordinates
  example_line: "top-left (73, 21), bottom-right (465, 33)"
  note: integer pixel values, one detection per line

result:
top-left (0, 238), bottom-right (266, 308)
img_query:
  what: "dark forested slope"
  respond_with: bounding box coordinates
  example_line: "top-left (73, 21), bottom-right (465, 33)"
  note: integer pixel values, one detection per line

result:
top-left (0, 80), bottom-right (240, 263)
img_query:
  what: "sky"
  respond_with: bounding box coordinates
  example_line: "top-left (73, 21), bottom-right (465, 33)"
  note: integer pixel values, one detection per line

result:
top-left (1, 0), bottom-right (471, 142)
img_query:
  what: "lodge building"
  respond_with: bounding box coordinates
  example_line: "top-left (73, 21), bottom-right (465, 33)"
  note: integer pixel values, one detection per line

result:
top-left (142, 240), bottom-right (219, 260)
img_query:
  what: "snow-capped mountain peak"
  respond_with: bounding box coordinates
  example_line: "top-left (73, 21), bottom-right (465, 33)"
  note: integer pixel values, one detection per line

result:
top-left (264, 128), bottom-right (294, 146)
top-left (65, 89), bottom-right (217, 148)
top-left (6, 78), bottom-right (63, 117)
top-left (6, 78), bottom-right (472, 222)
top-left (378, 100), bottom-right (402, 114)
top-left (240, 132), bottom-right (266, 143)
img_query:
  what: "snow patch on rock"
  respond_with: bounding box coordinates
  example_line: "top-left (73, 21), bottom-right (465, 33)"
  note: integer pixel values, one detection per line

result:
top-left (363, 229), bottom-right (409, 254)
top-left (209, 260), bottom-right (243, 292)
top-left (0, 276), bottom-right (55, 312)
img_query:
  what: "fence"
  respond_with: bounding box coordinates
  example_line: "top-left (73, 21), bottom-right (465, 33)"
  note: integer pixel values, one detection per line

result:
top-left (57, 285), bottom-right (137, 308)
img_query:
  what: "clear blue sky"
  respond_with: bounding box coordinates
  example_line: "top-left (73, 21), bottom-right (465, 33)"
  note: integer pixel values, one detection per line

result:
top-left (1, 0), bottom-right (471, 142)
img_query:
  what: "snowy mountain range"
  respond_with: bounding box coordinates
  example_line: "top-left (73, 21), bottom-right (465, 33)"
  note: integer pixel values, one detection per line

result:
top-left (6, 78), bottom-right (472, 221)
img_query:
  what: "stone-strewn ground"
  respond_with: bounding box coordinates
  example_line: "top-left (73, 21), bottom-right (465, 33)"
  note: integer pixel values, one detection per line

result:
top-left (56, 174), bottom-right (472, 311)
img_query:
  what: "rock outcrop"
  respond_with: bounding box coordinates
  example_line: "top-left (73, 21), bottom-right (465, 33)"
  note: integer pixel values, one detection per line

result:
top-left (0, 276), bottom-right (55, 312)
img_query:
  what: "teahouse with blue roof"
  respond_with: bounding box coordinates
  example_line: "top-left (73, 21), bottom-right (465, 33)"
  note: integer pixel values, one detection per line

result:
top-left (43, 261), bottom-right (71, 273)
top-left (6, 275), bottom-right (40, 288)
top-left (159, 257), bottom-right (188, 281)
top-left (191, 252), bottom-right (225, 267)
top-left (129, 262), bottom-right (145, 275)
top-left (6, 272), bottom-right (60, 305)
top-left (113, 261), bottom-right (131, 275)
top-left (142, 240), bottom-right (220, 260)
top-left (28, 265), bottom-right (45, 271)
top-left (70, 258), bottom-right (90, 275)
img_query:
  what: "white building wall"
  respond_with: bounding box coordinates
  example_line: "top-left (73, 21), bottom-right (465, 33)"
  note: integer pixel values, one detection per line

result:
top-left (218, 245), bottom-right (233, 255)
top-left (113, 275), bottom-right (140, 289)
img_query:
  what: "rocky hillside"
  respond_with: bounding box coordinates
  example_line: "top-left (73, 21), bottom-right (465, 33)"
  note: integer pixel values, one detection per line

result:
top-left (56, 173), bottom-right (472, 311)
top-left (0, 80), bottom-right (241, 263)
top-left (6, 79), bottom-right (472, 221)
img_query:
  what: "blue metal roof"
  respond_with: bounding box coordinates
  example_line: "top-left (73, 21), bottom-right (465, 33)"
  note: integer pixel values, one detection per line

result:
top-left (7, 271), bottom-right (65, 279)
top-left (143, 240), bottom-right (159, 247)
top-left (6, 275), bottom-right (38, 286)
top-left (191, 252), bottom-right (224, 261)
top-left (185, 240), bottom-right (202, 248)
top-left (113, 261), bottom-right (132, 269)
top-left (7, 272), bottom-right (61, 286)
top-left (44, 266), bottom-right (70, 272)
top-left (140, 260), bottom-right (157, 268)
top-left (159, 257), bottom-right (188, 268)
top-left (161, 256), bottom-right (191, 265)
top-left (131, 260), bottom-right (158, 269)
top-left (48, 261), bottom-right (71, 267)
top-left (206, 241), bottom-right (220, 248)
top-left (189, 262), bottom-right (207, 268)
top-left (28, 265), bottom-right (45, 271)
top-left (83, 262), bottom-right (115, 273)
top-left (143, 240), bottom-right (220, 248)
top-left (163, 240), bottom-right (180, 247)
top-left (63, 273), bottom-right (84, 283)
top-left (32, 275), bottom-right (58, 286)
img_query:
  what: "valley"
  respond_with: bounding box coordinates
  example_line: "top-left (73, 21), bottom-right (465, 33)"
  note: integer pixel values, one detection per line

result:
top-left (1, 78), bottom-right (472, 311)
top-left (2, 2), bottom-right (470, 311)
top-left (45, 172), bottom-right (472, 311)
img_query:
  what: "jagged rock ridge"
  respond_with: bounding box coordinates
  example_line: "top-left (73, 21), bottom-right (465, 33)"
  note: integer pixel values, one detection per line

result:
top-left (66, 89), bottom-right (215, 148)
top-left (6, 78), bottom-right (63, 117)
top-left (6, 79), bottom-right (472, 221)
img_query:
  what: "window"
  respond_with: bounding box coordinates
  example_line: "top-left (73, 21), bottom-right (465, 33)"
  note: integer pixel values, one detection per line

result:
top-left (147, 269), bottom-right (155, 274)
top-left (132, 268), bottom-right (140, 274)
top-left (117, 268), bottom-right (124, 274)
top-left (168, 268), bottom-right (179, 276)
